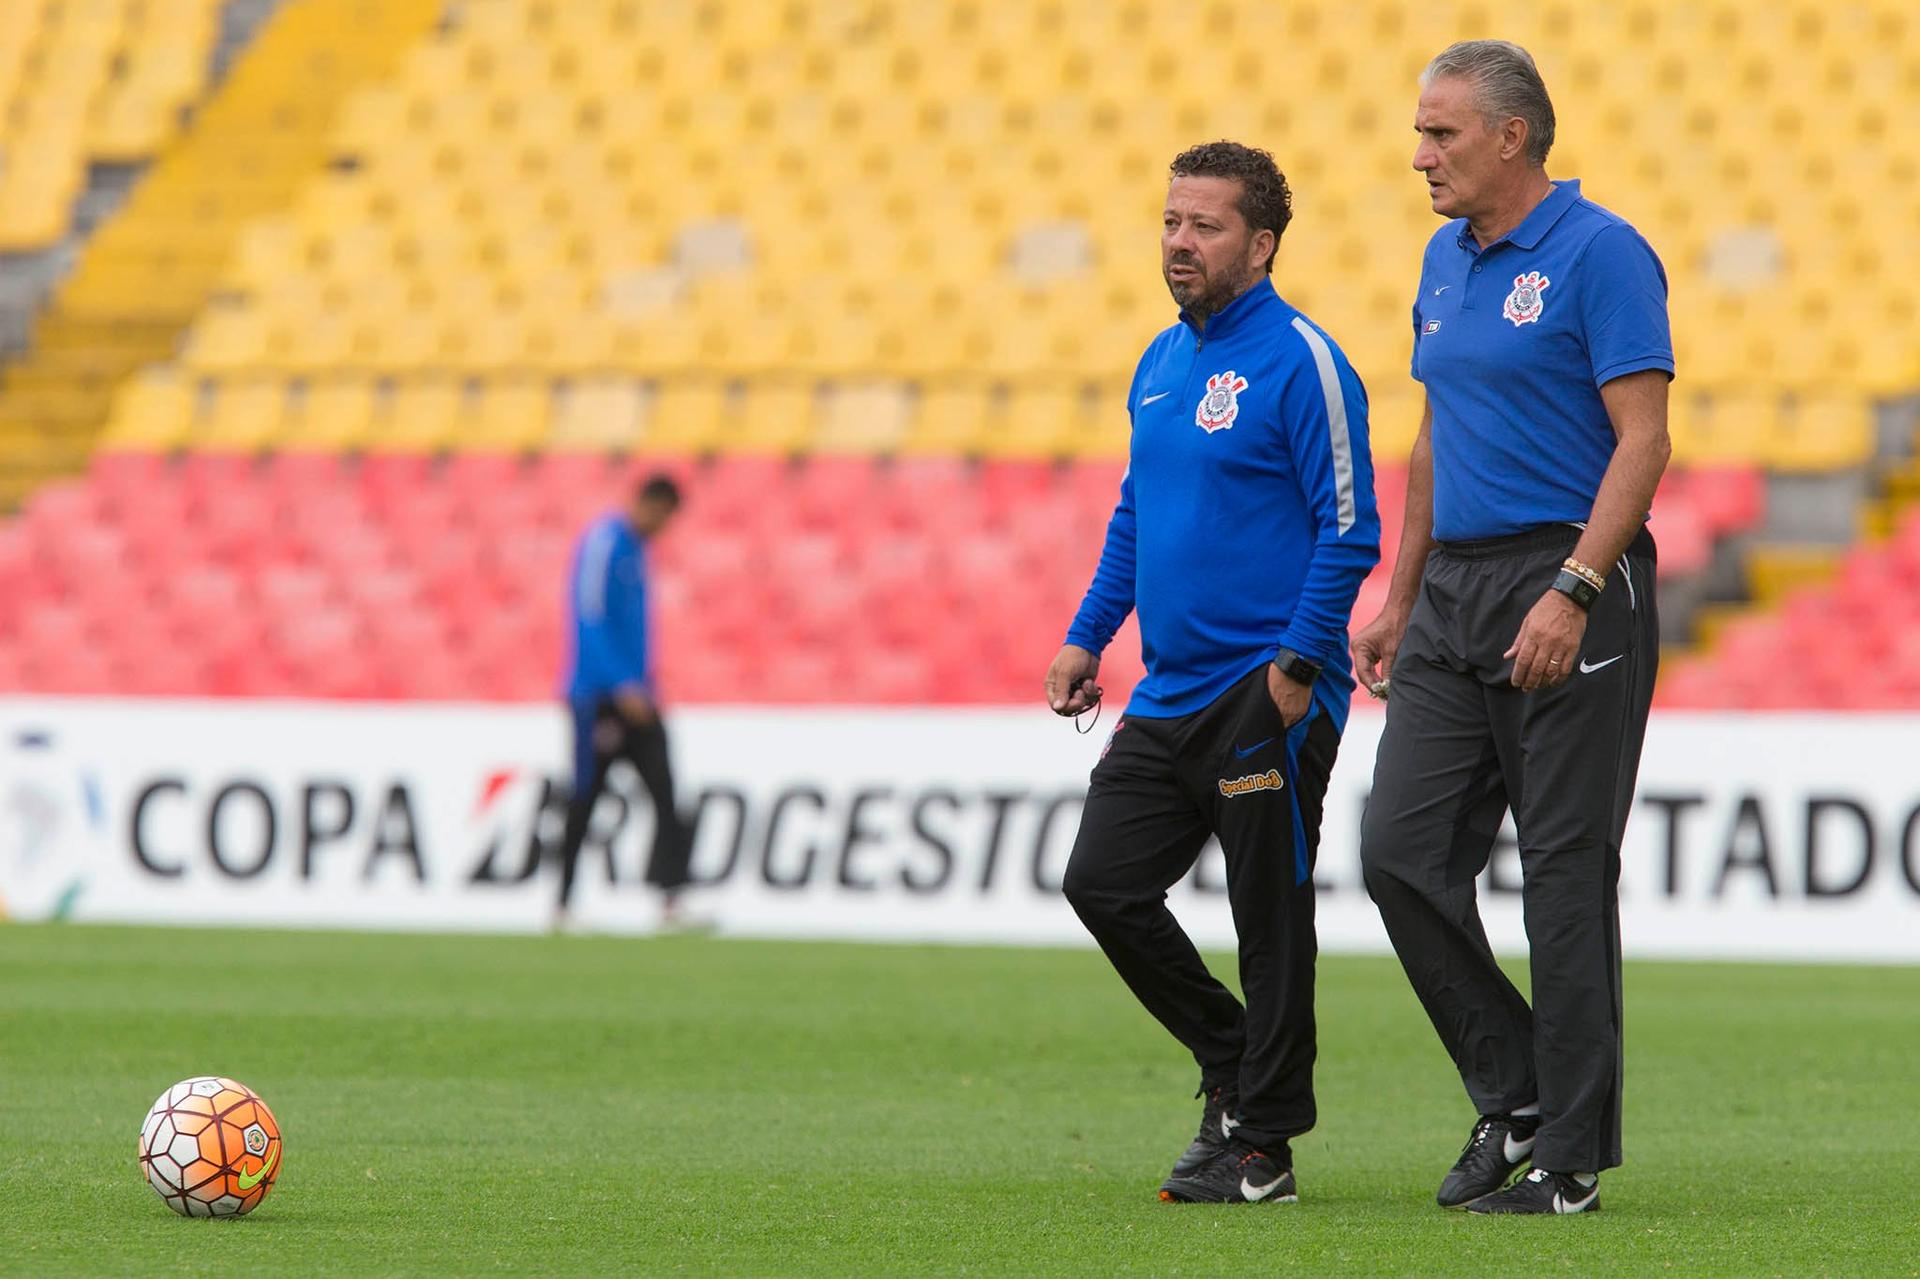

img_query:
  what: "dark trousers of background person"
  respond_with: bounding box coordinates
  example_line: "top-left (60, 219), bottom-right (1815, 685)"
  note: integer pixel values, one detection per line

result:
top-left (1062, 664), bottom-right (1340, 1155)
top-left (556, 698), bottom-right (692, 910)
top-left (1360, 524), bottom-right (1658, 1174)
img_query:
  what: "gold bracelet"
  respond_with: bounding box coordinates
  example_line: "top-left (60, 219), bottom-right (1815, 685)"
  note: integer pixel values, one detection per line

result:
top-left (1563, 557), bottom-right (1607, 591)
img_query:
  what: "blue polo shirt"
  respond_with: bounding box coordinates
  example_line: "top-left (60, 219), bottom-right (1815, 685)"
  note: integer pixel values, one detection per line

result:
top-left (1411, 179), bottom-right (1674, 541)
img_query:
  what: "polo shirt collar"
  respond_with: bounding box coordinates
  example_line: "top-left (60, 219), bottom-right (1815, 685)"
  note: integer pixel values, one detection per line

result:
top-left (1456, 178), bottom-right (1582, 253)
top-left (1180, 277), bottom-right (1278, 339)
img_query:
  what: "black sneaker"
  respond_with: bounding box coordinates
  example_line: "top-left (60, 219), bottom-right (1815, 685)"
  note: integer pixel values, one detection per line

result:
top-left (1436, 1113), bottom-right (1538, 1208)
top-left (1168, 1085), bottom-right (1239, 1179)
top-left (1159, 1140), bottom-right (1297, 1204)
top-left (1466, 1167), bottom-right (1600, 1214)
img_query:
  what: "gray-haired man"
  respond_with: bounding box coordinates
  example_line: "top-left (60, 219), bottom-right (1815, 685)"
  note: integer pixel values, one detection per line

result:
top-left (1353, 40), bottom-right (1673, 1215)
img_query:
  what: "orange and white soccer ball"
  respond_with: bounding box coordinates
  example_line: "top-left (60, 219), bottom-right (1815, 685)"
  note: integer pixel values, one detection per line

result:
top-left (137, 1077), bottom-right (282, 1217)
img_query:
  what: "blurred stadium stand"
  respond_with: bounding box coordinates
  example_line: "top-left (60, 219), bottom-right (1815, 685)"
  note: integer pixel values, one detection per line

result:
top-left (1, 0), bottom-right (1918, 704)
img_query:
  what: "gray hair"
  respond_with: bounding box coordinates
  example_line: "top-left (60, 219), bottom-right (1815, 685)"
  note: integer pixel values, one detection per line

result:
top-left (1421, 39), bottom-right (1556, 167)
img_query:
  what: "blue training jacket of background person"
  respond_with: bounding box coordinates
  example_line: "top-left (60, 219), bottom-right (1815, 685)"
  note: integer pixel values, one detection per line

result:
top-left (563, 513), bottom-right (653, 702)
top-left (1067, 279), bottom-right (1382, 731)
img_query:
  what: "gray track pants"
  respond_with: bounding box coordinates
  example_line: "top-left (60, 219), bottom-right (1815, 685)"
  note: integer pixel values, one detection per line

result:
top-left (1360, 524), bottom-right (1657, 1173)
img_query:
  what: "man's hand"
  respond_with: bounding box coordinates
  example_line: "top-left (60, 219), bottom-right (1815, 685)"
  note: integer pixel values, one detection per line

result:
top-left (614, 687), bottom-right (657, 725)
top-left (1505, 590), bottom-right (1588, 691)
top-left (1267, 662), bottom-right (1313, 727)
top-left (1045, 645), bottom-right (1103, 716)
top-left (1351, 604), bottom-right (1412, 699)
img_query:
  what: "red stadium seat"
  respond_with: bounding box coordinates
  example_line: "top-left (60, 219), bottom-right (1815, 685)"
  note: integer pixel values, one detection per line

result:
top-left (0, 450), bottom-right (1795, 704)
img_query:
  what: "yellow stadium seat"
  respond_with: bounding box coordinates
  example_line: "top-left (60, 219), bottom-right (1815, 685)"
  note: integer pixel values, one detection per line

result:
top-left (10, 0), bottom-right (1915, 483)
top-left (353, 310), bottom-right (440, 375)
top-left (817, 384), bottom-right (912, 454)
top-left (1367, 383), bottom-right (1425, 462)
top-left (988, 385), bottom-right (1097, 460)
top-left (373, 378), bottom-right (465, 453)
top-left (1768, 395), bottom-right (1875, 472)
top-left (436, 312), bottom-right (530, 374)
top-left (179, 307), bottom-right (268, 374)
top-left (734, 383), bottom-right (820, 454)
top-left (100, 369), bottom-right (194, 451)
top-left (902, 385), bottom-right (999, 456)
top-left (610, 315), bottom-right (700, 377)
top-left (201, 379), bottom-right (288, 452)
top-left (465, 379), bottom-right (553, 451)
top-left (643, 382), bottom-right (727, 452)
top-left (550, 378), bottom-right (645, 450)
top-left (1694, 391), bottom-right (1783, 466)
top-left (288, 379), bottom-right (376, 452)
top-left (0, 163), bottom-right (77, 250)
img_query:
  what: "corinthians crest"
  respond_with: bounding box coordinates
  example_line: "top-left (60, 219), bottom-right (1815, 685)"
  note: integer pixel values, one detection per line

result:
top-left (1196, 370), bottom-right (1249, 433)
top-left (1502, 270), bottom-right (1551, 326)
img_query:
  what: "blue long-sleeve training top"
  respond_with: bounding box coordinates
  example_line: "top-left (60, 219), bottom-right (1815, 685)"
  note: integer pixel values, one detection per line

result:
top-left (1066, 280), bottom-right (1381, 730)
top-left (562, 513), bottom-right (653, 703)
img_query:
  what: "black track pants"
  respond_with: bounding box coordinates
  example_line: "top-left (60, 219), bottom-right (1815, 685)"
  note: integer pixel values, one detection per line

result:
top-left (1063, 665), bottom-right (1340, 1152)
top-left (1360, 525), bottom-right (1658, 1173)
top-left (556, 702), bottom-right (692, 909)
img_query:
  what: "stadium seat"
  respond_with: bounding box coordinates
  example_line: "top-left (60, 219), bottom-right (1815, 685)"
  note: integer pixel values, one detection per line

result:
top-left (2, 0), bottom-right (1915, 709)
top-left (16, 0), bottom-right (1896, 474)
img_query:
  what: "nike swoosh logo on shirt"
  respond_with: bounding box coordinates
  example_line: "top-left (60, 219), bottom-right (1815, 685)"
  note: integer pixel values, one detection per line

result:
top-left (1234, 737), bottom-right (1276, 759)
top-left (1579, 655), bottom-right (1625, 674)
top-left (1434, 285), bottom-right (1450, 294)
top-left (1504, 1131), bottom-right (1535, 1163)
top-left (1139, 391), bottom-right (1171, 405)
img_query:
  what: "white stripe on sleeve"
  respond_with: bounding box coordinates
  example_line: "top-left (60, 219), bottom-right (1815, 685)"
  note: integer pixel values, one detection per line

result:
top-left (576, 521), bottom-right (615, 623)
top-left (1289, 316), bottom-right (1358, 536)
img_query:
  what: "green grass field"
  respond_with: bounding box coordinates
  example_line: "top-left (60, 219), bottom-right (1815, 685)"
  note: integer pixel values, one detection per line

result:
top-left (2, 925), bottom-right (1916, 1276)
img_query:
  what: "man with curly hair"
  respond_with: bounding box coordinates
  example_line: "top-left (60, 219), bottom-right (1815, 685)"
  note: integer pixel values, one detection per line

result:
top-left (1047, 141), bottom-right (1381, 1204)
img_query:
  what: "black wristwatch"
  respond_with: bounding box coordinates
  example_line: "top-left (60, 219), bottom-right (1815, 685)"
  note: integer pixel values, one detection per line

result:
top-left (1550, 568), bottom-right (1600, 611)
top-left (1272, 647), bottom-right (1323, 686)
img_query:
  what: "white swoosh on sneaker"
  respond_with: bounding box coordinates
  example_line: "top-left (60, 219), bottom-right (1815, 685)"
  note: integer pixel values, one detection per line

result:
top-left (1579, 654), bottom-right (1624, 674)
top-left (1504, 1131), bottom-right (1535, 1163)
top-left (1240, 1176), bottom-right (1285, 1201)
top-left (1220, 1113), bottom-right (1241, 1138)
top-left (1552, 1184), bottom-right (1599, 1213)
top-left (1139, 391), bottom-right (1171, 405)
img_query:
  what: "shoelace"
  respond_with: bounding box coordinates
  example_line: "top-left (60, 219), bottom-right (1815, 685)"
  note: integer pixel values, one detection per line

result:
top-left (1196, 1088), bottom-right (1232, 1141)
top-left (1461, 1114), bottom-right (1532, 1159)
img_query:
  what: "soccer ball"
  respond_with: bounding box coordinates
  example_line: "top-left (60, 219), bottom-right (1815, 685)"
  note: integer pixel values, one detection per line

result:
top-left (137, 1077), bottom-right (282, 1217)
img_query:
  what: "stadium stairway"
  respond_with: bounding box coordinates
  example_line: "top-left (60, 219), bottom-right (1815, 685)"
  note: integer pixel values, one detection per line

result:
top-left (0, 0), bottom-right (443, 510)
top-left (0, 0), bottom-right (228, 255)
top-left (1659, 504), bottom-right (1920, 709)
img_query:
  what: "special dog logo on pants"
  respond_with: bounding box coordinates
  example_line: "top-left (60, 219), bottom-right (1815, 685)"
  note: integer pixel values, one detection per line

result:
top-left (1218, 769), bottom-right (1285, 798)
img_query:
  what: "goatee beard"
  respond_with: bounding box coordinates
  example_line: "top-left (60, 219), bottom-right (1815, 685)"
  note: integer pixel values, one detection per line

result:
top-left (1172, 270), bottom-right (1255, 325)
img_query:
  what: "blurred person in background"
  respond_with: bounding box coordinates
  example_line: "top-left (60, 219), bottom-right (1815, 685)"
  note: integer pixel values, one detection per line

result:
top-left (553, 473), bottom-right (694, 932)
top-left (1047, 141), bottom-right (1381, 1204)
top-left (1352, 40), bottom-right (1672, 1215)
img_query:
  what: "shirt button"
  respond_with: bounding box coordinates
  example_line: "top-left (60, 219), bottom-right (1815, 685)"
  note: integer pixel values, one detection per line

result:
top-left (1472, 264), bottom-right (1482, 272)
